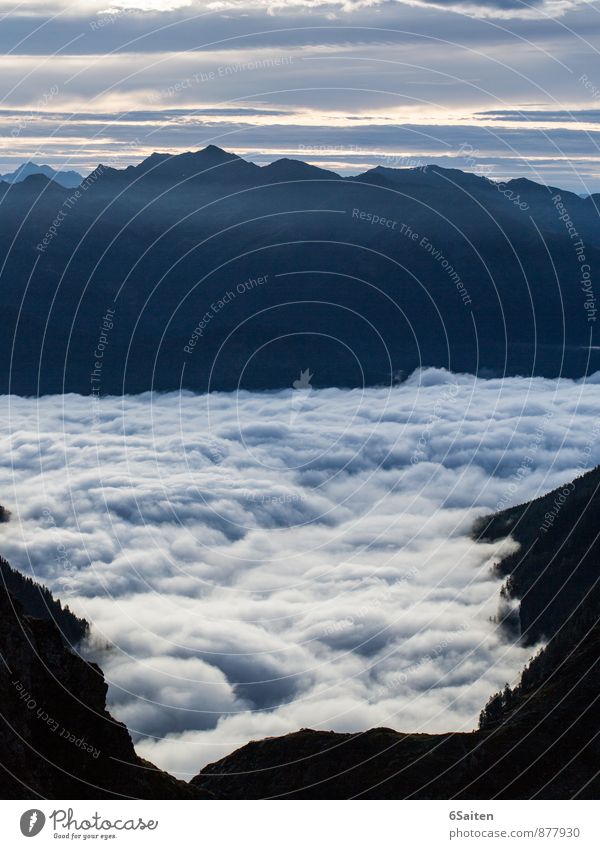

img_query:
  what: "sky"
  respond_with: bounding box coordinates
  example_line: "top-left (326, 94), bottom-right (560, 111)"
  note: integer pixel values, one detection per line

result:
top-left (1, 0), bottom-right (600, 191)
top-left (1, 368), bottom-right (600, 777)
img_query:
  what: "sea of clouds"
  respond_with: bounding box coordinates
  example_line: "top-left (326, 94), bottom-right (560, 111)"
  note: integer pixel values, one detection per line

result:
top-left (1, 367), bottom-right (599, 777)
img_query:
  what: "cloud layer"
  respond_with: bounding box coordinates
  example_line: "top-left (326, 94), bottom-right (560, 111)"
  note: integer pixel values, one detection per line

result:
top-left (1, 369), bottom-right (600, 776)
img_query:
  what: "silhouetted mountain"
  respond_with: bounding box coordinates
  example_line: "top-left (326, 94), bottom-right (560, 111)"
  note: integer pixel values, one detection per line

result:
top-left (0, 162), bottom-right (82, 188)
top-left (0, 558), bottom-right (211, 799)
top-left (0, 146), bottom-right (599, 395)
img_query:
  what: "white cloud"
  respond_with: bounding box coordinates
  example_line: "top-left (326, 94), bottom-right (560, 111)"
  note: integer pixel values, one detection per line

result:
top-left (0, 368), bottom-right (599, 776)
top-left (390, 0), bottom-right (583, 20)
top-left (89, 0), bottom-right (594, 22)
top-left (0, 0), bottom-right (585, 17)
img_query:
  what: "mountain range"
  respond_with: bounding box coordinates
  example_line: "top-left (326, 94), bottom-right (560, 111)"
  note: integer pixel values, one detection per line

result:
top-left (0, 162), bottom-right (82, 188)
top-left (0, 146), bottom-right (599, 395)
top-left (1, 463), bottom-right (598, 798)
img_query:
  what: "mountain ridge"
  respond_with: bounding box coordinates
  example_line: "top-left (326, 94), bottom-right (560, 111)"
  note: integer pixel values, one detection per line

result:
top-left (1, 144), bottom-right (599, 396)
top-left (5, 147), bottom-right (598, 196)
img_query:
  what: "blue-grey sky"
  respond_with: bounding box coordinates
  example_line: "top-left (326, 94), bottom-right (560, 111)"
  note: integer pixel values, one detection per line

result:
top-left (1, 0), bottom-right (600, 190)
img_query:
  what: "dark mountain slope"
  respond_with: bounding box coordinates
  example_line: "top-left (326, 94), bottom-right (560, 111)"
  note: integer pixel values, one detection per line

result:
top-left (0, 556), bottom-right (88, 647)
top-left (473, 464), bottom-right (600, 644)
top-left (195, 728), bottom-right (480, 800)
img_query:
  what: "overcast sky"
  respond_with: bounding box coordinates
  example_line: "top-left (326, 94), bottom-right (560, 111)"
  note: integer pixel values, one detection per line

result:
top-left (1, 4), bottom-right (600, 191)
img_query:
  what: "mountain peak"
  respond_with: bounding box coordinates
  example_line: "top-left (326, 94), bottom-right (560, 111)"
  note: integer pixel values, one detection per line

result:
top-left (120, 145), bottom-right (259, 184)
top-left (203, 143), bottom-right (235, 157)
top-left (261, 158), bottom-right (342, 182)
